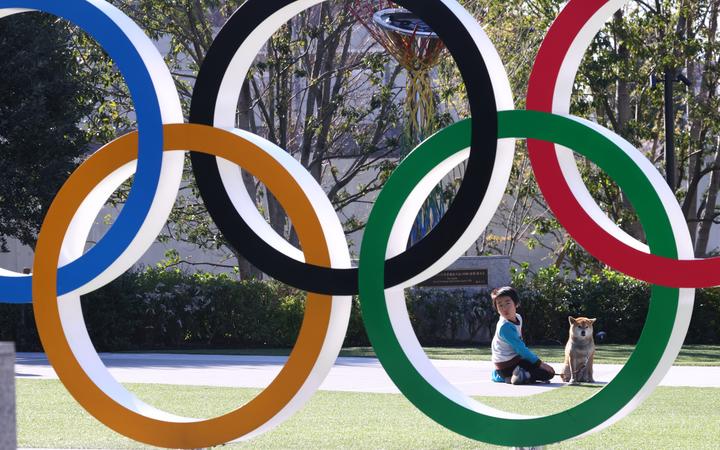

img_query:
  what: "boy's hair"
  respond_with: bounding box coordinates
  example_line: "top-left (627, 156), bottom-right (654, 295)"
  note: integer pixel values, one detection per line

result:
top-left (491, 286), bottom-right (520, 309)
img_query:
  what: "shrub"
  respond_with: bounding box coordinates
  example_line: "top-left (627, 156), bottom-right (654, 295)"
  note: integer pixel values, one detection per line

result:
top-left (1, 265), bottom-right (719, 352)
top-left (0, 302), bottom-right (40, 351)
top-left (686, 288), bottom-right (720, 344)
top-left (405, 288), bottom-right (496, 345)
top-left (509, 266), bottom-right (720, 346)
top-left (344, 296), bottom-right (370, 347)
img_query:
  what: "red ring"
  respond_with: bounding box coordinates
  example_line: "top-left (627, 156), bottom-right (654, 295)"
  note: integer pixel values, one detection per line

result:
top-left (527, 0), bottom-right (716, 288)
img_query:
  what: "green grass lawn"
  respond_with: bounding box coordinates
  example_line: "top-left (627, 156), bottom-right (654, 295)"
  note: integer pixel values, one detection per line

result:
top-left (130, 343), bottom-right (720, 365)
top-left (16, 379), bottom-right (720, 449)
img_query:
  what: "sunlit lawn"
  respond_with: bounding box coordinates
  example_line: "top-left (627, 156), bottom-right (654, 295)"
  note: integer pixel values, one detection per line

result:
top-left (17, 379), bottom-right (720, 449)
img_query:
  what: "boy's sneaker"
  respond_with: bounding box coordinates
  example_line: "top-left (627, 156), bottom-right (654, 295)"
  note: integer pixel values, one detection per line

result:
top-left (511, 366), bottom-right (531, 385)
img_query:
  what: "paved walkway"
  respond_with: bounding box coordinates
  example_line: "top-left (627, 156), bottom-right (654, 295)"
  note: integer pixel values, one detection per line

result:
top-left (14, 352), bottom-right (720, 397)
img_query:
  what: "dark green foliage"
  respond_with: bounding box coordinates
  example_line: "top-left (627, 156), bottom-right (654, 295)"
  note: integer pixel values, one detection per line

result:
top-left (687, 289), bottom-right (720, 344)
top-left (0, 270), bottom-right (307, 351)
top-left (513, 267), bottom-right (720, 346)
top-left (0, 12), bottom-right (93, 250)
top-left (514, 267), bottom-right (651, 344)
top-left (405, 288), bottom-right (496, 345)
top-left (79, 270), bottom-right (309, 350)
top-left (0, 303), bottom-right (39, 351)
top-left (343, 296), bottom-right (370, 347)
top-left (1, 268), bottom-right (719, 352)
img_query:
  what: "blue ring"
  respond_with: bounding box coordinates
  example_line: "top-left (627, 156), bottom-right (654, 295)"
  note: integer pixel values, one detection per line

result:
top-left (0, 0), bottom-right (163, 302)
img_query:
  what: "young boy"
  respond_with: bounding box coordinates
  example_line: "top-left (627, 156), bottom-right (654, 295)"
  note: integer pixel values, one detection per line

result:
top-left (490, 286), bottom-right (555, 384)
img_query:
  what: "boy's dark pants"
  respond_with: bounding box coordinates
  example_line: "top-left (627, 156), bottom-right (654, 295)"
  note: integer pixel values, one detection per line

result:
top-left (496, 356), bottom-right (554, 382)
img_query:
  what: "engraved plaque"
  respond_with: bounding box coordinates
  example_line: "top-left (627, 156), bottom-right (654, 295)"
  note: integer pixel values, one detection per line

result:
top-left (418, 269), bottom-right (489, 287)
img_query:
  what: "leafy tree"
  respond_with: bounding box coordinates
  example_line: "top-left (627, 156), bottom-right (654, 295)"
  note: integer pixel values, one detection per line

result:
top-left (548, 0), bottom-right (720, 260)
top-left (439, 0), bottom-right (720, 273)
top-left (104, 0), bottom-right (406, 277)
top-left (0, 12), bottom-right (94, 250)
top-left (434, 0), bottom-right (564, 267)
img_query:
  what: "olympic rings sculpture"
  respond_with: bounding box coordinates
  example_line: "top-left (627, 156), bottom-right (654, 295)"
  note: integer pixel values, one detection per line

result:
top-left (0, 0), bottom-right (704, 447)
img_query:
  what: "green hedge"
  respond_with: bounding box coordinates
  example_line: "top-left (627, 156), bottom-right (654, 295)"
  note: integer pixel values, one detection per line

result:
top-left (0, 266), bottom-right (719, 352)
top-left (405, 288), bottom-right (495, 345)
top-left (0, 269), bottom-right (371, 351)
top-left (80, 270), bottom-right (307, 350)
top-left (512, 266), bottom-right (720, 345)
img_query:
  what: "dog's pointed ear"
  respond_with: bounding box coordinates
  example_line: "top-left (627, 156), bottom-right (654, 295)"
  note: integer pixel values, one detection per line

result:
top-left (568, 316), bottom-right (576, 324)
top-left (590, 318), bottom-right (597, 323)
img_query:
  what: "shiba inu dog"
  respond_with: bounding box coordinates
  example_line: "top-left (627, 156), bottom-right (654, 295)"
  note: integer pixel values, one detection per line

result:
top-left (561, 316), bottom-right (596, 383)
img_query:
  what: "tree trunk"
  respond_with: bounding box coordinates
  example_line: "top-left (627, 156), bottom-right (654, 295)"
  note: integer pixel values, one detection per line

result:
top-left (234, 80), bottom-right (262, 280)
top-left (695, 139), bottom-right (720, 255)
top-left (688, 0), bottom-right (719, 254)
top-left (614, 10), bottom-right (646, 241)
top-left (266, 23), bottom-right (293, 238)
top-left (683, 56), bottom-right (705, 246)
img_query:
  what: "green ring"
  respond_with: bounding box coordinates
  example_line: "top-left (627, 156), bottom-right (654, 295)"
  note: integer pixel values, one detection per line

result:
top-left (359, 110), bottom-right (682, 446)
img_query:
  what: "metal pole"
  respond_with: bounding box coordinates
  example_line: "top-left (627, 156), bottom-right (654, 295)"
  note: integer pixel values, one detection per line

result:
top-left (664, 68), bottom-right (676, 191)
top-left (0, 342), bottom-right (16, 449)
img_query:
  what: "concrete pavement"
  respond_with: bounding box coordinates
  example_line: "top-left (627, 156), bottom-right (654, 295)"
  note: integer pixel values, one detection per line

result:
top-left (15, 352), bottom-right (720, 397)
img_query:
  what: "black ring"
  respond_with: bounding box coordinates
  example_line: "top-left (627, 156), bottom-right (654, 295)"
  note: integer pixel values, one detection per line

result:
top-left (190, 0), bottom-right (498, 295)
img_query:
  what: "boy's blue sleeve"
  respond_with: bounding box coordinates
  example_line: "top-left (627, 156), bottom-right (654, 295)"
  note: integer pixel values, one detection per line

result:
top-left (498, 322), bottom-right (540, 364)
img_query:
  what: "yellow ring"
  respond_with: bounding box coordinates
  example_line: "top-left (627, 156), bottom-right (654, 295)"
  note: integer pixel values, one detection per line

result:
top-left (33, 124), bottom-right (337, 447)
